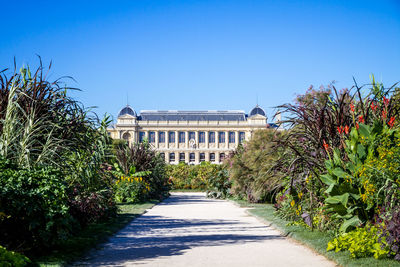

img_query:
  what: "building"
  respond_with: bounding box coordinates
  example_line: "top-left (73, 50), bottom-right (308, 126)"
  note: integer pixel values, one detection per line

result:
top-left (108, 105), bottom-right (277, 164)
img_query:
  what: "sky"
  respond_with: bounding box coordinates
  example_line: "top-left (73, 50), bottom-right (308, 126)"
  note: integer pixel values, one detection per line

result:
top-left (1, 0), bottom-right (399, 121)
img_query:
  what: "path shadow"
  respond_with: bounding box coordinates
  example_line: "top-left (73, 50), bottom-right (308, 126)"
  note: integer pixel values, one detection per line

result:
top-left (74, 216), bottom-right (283, 266)
top-left (72, 193), bottom-right (283, 266)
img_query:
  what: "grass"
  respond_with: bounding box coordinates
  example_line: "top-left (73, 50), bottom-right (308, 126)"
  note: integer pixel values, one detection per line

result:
top-left (33, 200), bottom-right (159, 267)
top-left (233, 200), bottom-right (400, 267)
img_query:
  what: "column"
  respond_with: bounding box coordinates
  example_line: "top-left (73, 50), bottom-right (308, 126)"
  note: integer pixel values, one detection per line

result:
top-left (185, 151), bottom-right (189, 164)
top-left (195, 151), bottom-right (200, 164)
top-left (205, 131), bottom-right (209, 149)
top-left (175, 131), bottom-right (178, 147)
top-left (145, 130), bottom-right (149, 141)
top-left (166, 131), bottom-right (169, 148)
top-left (185, 131), bottom-right (189, 148)
top-left (155, 130), bottom-right (159, 148)
top-left (216, 131), bottom-right (219, 148)
top-left (216, 152), bottom-right (220, 163)
top-left (225, 131), bottom-right (229, 147)
top-left (166, 152), bottom-right (170, 163)
top-left (195, 131), bottom-right (199, 148)
top-left (205, 152), bottom-right (210, 162)
top-left (235, 131), bottom-right (239, 146)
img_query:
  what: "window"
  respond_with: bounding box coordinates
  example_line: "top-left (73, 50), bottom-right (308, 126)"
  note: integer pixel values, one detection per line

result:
top-left (199, 132), bottom-right (205, 143)
top-left (239, 132), bottom-right (245, 143)
top-left (159, 132), bottom-right (165, 143)
top-left (220, 153), bottom-right (225, 161)
top-left (218, 132), bottom-right (225, 143)
top-left (179, 153), bottom-right (185, 162)
top-left (209, 132), bottom-right (215, 143)
top-left (169, 132), bottom-right (175, 143)
top-left (229, 132), bottom-right (235, 143)
top-left (189, 153), bottom-right (195, 162)
top-left (200, 153), bottom-right (205, 162)
top-left (179, 132), bottom-right (185, 143)
top-left (169, 153), bottom-right (175, 162)
top-left (149, 131), bottom-right (155, 143)
top-left (210, 153), bottom-right (215, 162)
top-left (189, 131), bottom-right (195, 141)
top-left (159, 153), bottom-right (165, 160)
top-left (122, 132), bottom-right (131, 141)
top-left (139, 131), bottom-right (145, 142)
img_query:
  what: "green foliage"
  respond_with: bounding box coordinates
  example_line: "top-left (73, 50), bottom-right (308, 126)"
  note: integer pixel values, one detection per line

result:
top-left (0, 245), bottom-right (30, 267)
top-left (166, 161), bottom-right (221, 190)
top-left (114, 176), bottom-right (151, 203)
top-left (206, 168), bottom-right (231, 199)
top-left (227, 129), bottom-right (284, 202)
top-left (327, 225), bottom-right (389, 259)
top-left (113, 140), bottom-right (169, 200)
top-left (0, 157), bottom-right (73, 251)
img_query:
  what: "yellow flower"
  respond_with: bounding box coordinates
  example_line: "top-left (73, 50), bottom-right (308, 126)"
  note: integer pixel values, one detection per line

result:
top-left (298, 192), bottom-right (303, 199)
top-left (290, 200), bottom-right (295, 207)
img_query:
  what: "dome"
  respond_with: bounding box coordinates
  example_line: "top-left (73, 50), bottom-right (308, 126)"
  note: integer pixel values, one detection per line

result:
top-left (249, 105), bottom-right (266, 117)
top-left (118, 105), bottom-right (137, 117)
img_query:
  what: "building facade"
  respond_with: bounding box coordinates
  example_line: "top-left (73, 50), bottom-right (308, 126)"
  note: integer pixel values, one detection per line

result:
top-left (108, 105), bottom-right (276, 164)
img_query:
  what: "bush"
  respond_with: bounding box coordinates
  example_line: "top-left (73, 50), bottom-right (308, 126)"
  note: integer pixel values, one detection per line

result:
top-left (206, 168), bottom-right (231, 199)
top-left (68, 184), bottom-right (117, 226)
top-left (227, 129), bottom-right (284, 202)
top-left (0, 157), bottom-right (73, 251)
top-left (113, 140), bottom-right (169, 200)
top-left (166, 162), bottom-right (221, 190)
top-left (327, 225), bottom-right (389, 259)
top-left (114, 176), bottom-right (150, 203)
top-left (0, 246), bottom-right (30, 267)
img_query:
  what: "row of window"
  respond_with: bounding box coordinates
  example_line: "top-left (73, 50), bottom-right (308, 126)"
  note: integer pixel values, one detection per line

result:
top-left (159, 152), bottom-right (225, 162)
top-left (139, 131), bottom-right (245, 144)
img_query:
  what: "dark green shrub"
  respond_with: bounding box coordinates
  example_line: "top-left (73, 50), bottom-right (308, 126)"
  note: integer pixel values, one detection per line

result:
top-left (0, 246), bottom-right (30, 267)
top-left (206, 168), bottom-right (231, 199)
top-left (0, 157), bottom-right (74, 252)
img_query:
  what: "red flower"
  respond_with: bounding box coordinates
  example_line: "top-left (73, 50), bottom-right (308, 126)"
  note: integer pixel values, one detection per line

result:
top-left (370, 102), bottom-right (377, 111)
top-left (350, 103), bottom-right (355, 112)
top-left (337, 126), bottom-right (343, 134)
top-left (356, 123), bottom-right (359, 130)
top-left (383, 97), bottom-right (390, 106)
top-left (388, 117), bottom-right (395, 128)
top-left (323, 140), bottom-right (329, 151)
top-left (382, 110), bottom-right (387, 120)
top-left (358, 115), bottom-right (365, 123)
top-left (344, 125), bottom-right (349, 135)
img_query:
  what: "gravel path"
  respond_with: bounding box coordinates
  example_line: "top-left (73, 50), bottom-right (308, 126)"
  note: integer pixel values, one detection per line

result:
top-left (74, 192), bottom-right (335, 267)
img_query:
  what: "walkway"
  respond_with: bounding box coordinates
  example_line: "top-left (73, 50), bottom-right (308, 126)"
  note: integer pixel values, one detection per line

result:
top-left (74, 192), bottom-right (335, 266)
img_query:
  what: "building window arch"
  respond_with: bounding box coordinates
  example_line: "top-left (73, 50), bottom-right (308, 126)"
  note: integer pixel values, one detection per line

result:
top-left (122, 132), bottom-right (131, 141)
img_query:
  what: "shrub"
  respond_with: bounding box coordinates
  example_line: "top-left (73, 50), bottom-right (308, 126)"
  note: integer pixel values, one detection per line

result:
top-left (166, 162), bottom-right (221, 190)
top-left (227, 129), bottom-right (284, 202)
top-left (114, 176), bottom-right (151, 203)
top-left (327, 225), bottom-right (389, 259)
top-left (0, 246), bottom-right (30, 267)
top-left (206, 168), bottom-right (230, 199)
top-left (0, 157), bottom-right (73, 251)
top-left (114, 140), bottom-right (169, 200)
top-left (68, 184), bottom-right (117, 226)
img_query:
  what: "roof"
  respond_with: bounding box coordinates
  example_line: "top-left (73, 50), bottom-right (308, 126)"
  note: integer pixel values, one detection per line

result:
top-left (139, 110), bottom-right (246, 121)
top-left (118, 105), bottom-right (137, 117)
top-left (249, 105), bottom-right (266, 117)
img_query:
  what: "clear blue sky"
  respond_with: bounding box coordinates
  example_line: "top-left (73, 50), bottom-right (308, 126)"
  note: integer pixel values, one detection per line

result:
top-left (1, 0), bottom-right (399, 121)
